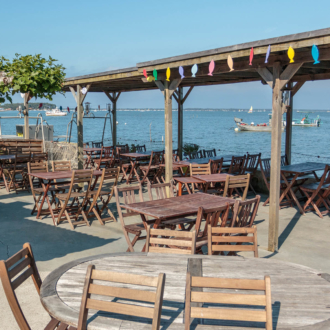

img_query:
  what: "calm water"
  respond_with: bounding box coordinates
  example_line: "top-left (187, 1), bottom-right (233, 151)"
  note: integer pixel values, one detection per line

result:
top-left (1, 109), bottom-right (329, 164)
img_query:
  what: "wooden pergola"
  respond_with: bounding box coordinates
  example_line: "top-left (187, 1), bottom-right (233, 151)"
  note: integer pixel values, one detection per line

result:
top-left (63, 27), bottom-right (330, 252)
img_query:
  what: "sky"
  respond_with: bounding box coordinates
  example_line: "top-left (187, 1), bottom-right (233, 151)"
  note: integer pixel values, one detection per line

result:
top-left (2, 0), bottom-right (330, 110)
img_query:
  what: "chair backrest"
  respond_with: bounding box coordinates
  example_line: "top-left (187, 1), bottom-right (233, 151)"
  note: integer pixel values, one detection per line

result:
top-left (185, 273), bottom-right (272, 330)
top-left (188, 150), bottom-right (203, 159)
top-left (244, 153), bottom-right (261, 173)
top-left (52, 160), bottom-right (72, 172)
top-left (309, 164), bottom-right (330, 191)
top-left (146, 227), bottom-right (196, 254)
top-left (27, 161), bottom-right (48, 193)
top-left (135, 144), bottom-right (146, 152)
top-left (31, 152), bottom-right (48, 163)
top-left (115, 144), bottom-right (129, 160)
top-left (0, 243), bottom-right (42, 330)
top-left (223, 174), bottom-right (250, 201)
top-left (208, 225), bottom-right (259, 257)
top-left (228, 155), bottom-right (246, 175)
top-left (7, 146), bottom-right (23, 154)
top-left (114, 184), bottom-right (145, 220)
top-left (152, 151), bottom-right (164, 165)
top-left (77, 265), bottom-right (165, 330)
top-left (259, 158), bottom-right (271, 190)
top-left (194, 203), bottom-right (230, 238)
top-left (102, 166), bottom-right (120, 191)
top-left (210, 158), bottom-right (223, 174)
top-left (96, 146), bottom-right (114, 168)
top-left (15, 153), bottom-right (31, 165)
top-left (232, 195), bottom-right (261, 228)
top-left (101, 146), bottom-right (113, 159)
top-left (281, 154), bottom-right (289, 166)
top-left (147, 182), bottom-right (175, 200)
top-left (92, 141), bottom-right (103, 148)
top-left (190, 163), bottom-right (211, 176)
top-left (203, 148), bottom-right (216, 158)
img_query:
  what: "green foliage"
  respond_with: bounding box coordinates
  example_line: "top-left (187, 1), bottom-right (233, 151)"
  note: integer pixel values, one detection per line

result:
top-left (129, 144), bottom-right (137, 152)
top-left (0, 54), bottom-right (65, 103)
top-left (182, 143), bottom-right (199, 155)
top-left (0, 56), bottom-right (12, 103)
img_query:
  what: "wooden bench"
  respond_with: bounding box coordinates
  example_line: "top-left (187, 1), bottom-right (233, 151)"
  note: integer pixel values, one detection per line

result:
top-left (0, 139), bottom-right (43, 154)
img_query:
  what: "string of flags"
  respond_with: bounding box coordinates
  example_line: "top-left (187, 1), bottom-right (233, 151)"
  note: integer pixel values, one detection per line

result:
top-left (144, 44), bottom-right (321, 82)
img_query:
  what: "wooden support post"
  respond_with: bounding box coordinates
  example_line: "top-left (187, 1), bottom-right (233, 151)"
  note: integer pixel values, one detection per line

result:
top-left (285, 85), bottom-right (293, 165)
top-left (178, 86), bottom-right (183, 160)
top-left (70, 84), bottom-right (91, 169)
top-left (104, 91), bottom-right (121, 147)
top-left (269, 62), bottom-right (282, 252)
top-left (23, 92), bottom-right (31, 139)
top-left (257, 62), bottom-right (303, 252)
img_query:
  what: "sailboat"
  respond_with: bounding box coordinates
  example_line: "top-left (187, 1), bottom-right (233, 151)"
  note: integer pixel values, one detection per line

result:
top-left (248, 106), bottom-right (253, 113)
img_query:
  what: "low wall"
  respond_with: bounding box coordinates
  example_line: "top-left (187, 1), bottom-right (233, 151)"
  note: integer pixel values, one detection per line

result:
top-left (45, 141), bottom-right (78, 169)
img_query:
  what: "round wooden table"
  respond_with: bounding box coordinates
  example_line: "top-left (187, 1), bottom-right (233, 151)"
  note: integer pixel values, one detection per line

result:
top-left (40, 253), bottom-right (330, 329)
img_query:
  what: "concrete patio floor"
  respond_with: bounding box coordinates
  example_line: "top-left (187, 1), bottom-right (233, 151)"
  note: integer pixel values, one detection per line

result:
top-left (0, 185), bottom-right (329, 329)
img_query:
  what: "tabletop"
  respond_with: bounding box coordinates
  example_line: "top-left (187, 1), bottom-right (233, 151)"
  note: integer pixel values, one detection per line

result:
top-left (193, 173), bottom-right (231, 182)
top-left (27, 170), bottom-right (102, 180)
top-left (83, 147), bottom-right (102, 152)
top-left (121, 193), bottom-right (235, 219)
top-left (173, 176), bottom-right (205, 183)
top-left (0, 154), bottom-right (15, 160)
top-left (121, 152), bottom-right (152, 158)
top-left (40, 252), bottom-right (330, 330)
top-left (281, 162), bottom-right (327, 174)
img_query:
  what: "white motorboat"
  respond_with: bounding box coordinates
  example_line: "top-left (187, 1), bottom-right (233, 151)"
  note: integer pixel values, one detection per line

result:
top-left (46, 107), bottom-right (67, 116)
top-left (234, 114), bottom-right (285, 132)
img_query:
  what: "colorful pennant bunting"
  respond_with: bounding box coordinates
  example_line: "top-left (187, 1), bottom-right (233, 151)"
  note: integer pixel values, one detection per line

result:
top-left (249, 48), bottom-right (254, 66)
top-left (287, 46), bottom-right (295, 63)
top-left (191, 64), bottom-right (198, 77)
top-left (208, 60), bottom-right (215, 76)
top-left (227, 55), bottom-right (234, 71)
top-left (312, 45), bottom-right (320, 64)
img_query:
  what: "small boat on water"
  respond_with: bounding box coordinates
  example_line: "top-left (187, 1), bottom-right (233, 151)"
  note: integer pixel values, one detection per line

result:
top-left (289, 113), bottom-right (321, 127)
top-left (46, 107), bottom-right (67, 116)
top-left (234, 114), bottom-right (285, 132)
top-left (248, 106), bottom-right (253, 113)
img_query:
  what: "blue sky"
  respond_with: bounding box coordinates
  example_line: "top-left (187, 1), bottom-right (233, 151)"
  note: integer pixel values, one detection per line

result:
top-left (2, 0), bottom-right (330, 109)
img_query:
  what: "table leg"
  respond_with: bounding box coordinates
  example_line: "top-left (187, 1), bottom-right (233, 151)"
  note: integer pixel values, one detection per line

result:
top-left (178, 182), bottom-right (183, 196)
top-left (280, 173), bottom-right (304, 214)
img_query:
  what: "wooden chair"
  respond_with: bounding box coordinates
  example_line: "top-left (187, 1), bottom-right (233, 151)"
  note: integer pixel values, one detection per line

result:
top-left (232, 195), bottom-right (261, 228)
top-left (135, 144), bottom-right (146, 152)
top-left (243, 153), bottom-right (261, 193)
top-left (87, 167), bottom-right (120, 224)
top-left (114, 184), bottom-right (154, 252)
top-left (56, 170), bottom-right (93, 229)
top-left (299, 164), bottom-right (330, 218)
top-left (203, 148), bottom-right (216, 158)
top-left (147, 181), bottom-right (175, 200)
top-left (146, 226), bottom-right (196, 254)
top-left (188, 150), bottom-right (203, 159)
top-left (94, 146), bottom-right (114, 169)
top-left (228, 155), bottom-right (246, 175)
top-left (52, 160), bottom-right (75, 191)
top-left (0, 243), bottom-right (75, 330)
top-left (281, 154), bottom-right (289, 166)
top-left (138, 151), bottom-right (164, 184)
top-left (208, 225), bottom-right (259, 257)
top-left (2, 153), bottom-right (31, 193)
top-left (31, 152), bottom-right (48, 163)
top-left (223, 174), bottom-right (250, 201)
top-left (189, 162), bottom-right (211, 193)
top-left (77, 265), bottom-right (165, 330)
top-left (185, 273), bottom-right (272, 330)
top-left (210, 158), bottom-right (223, 174)
top-left (92, 141), bottom-right (103, 148)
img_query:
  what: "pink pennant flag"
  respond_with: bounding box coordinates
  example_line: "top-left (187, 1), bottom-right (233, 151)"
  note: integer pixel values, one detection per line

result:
top-left (208, 60), bottom-right (215, 76)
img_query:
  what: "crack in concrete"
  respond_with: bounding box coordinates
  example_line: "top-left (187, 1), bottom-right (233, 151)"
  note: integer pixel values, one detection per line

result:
top-left (0, 239), bottom-right (9, 258)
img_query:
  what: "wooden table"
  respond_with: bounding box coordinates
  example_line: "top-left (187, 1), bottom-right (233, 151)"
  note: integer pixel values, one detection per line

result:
top-left (40, 252), bottom-right (330, 329)
top-left (27, 170), bottom-right (102, 225)
top-left (174, 176), bottom-right (205, 195)
top-left (193, 173), bottom-right (231, 192)
top-left (121, 193), bottom-right (235, 227)
top-left (0, 154), bottom-right (16, 190)
top-left (83, 148), bottom-right (103, 168)
top-left (183, 154), bottom-right (241, 164)
top-left (280, 162), bottom-right (327, 213)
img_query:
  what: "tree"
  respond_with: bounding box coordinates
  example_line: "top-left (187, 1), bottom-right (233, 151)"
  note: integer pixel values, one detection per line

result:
top-left (0, 56), bottom-right (13, 103)
top-left (4, 54), bottom-right (66, 138)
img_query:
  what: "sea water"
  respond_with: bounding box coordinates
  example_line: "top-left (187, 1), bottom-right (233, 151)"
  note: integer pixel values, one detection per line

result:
top-left (0, 109), bottom-right (329, 164)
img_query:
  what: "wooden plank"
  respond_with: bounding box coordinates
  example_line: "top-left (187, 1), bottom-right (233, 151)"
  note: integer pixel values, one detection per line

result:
top-left (8, 257), bottom-right (31, 279)
top-left (279, 63), bottom-right (303, 90)
top-left (6, 248), bottom-right (29, 268)
top-left (292, 80), bottom-right (305, 97)
top-left (211, 245), bottom-right (255, 252)
top-left (88, 284), bottom-right (156, 302)
top-left (149, 247), bottom-right (192, 255)
top-left (256, 67), bottom-right (273, 88)
top-left (11, 267), bottom-right (33, 290)
top-left (191, 277), bottom-right (266, 290)
top-left (178, 86), bottom-right (183, 160)
top-left (211, 236), bottom-right (254, 243)
top-left (190, 306), bottom-right (267, 322)
top-left (211, 227), bottom-right (255, 234)
top-left (285, 85), bottom-right (293, 164)
top-left (86, 299), bottom-right (155, 318)
top-left (150, 228), bottom-right (194, 237)
top-left (191, 291), bottom-right (266, 306)
top-left (91, 270), bottom-right (159, 287)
